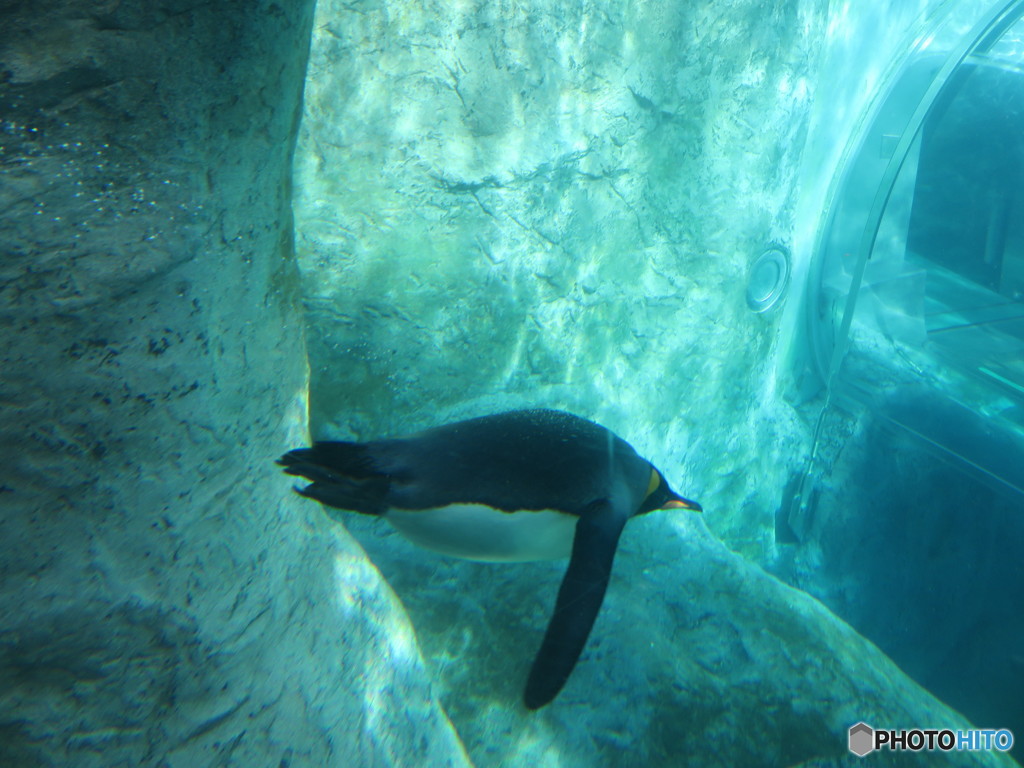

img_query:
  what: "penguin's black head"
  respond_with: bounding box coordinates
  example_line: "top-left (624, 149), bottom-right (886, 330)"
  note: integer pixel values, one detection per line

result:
top-left (640, 467), bottom-right (703, 515)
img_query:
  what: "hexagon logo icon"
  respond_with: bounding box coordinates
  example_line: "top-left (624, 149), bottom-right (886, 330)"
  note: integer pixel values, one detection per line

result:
top-left (849, 722), bottom-right (875, 757)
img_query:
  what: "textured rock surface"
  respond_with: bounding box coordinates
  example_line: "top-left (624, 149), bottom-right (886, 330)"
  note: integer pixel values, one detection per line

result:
top-left (294, 0), bottom-right (823, 556)
top-left (348, 510), bottom-right (1017, 767)
top-left (0, 2), bottom-right (467, 767)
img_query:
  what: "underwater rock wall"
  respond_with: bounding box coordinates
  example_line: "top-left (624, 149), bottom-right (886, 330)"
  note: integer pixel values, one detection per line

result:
top-left (294, 0), bottom-right (823, 553)
top-left (0, 2), bottom-right (467, 767)
top-left (352, 510), bottom-right (1017, 767)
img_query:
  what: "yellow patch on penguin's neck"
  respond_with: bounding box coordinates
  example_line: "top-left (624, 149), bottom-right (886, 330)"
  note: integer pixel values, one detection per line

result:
top-left (645, 467), bottom-right (660, 498)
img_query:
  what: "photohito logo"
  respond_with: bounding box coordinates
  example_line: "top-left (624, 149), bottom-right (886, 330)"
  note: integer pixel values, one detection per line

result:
top-left (848, 723), bottom-right (1014, 757)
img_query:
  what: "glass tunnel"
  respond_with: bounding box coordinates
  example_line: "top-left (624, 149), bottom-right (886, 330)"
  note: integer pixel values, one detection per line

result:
top-left (781, 0), bottom-right (1024, 758)
top-left (793, 0), bottom-right (1024, 498)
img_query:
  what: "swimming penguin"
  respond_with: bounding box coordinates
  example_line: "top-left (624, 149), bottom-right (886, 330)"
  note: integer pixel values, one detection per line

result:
top-left (277, 408), bottom-right (701, 709)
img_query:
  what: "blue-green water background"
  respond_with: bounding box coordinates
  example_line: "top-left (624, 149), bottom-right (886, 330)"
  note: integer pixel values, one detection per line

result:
top-left (296, 0), bottom-right (1024, 764)
top-left (2, 0), bottom-right (1022, 765)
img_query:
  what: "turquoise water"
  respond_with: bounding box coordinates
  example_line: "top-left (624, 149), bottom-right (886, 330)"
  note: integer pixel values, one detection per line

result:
top-left (3, 0), bottom-right (1023, 766)
top-left (297, 0), bottom-right (1024, 764)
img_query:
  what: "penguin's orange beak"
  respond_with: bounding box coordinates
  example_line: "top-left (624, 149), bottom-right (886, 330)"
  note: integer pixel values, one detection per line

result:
top-left (663, 496), bottom-right (702, 512)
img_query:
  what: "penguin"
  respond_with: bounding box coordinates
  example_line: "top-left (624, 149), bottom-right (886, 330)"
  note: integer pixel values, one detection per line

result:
top-left (277, 408), bottom-right (701, 709)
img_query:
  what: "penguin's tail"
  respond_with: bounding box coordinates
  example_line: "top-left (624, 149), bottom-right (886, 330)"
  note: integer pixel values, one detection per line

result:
top-left (277, 442), bottom-right (389, 516)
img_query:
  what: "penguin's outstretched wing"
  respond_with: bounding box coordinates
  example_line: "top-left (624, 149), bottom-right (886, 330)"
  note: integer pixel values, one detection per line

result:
top-left (524, 498), bottom-right (627, 709)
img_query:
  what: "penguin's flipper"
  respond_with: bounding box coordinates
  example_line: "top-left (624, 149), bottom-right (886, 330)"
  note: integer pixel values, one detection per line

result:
top-left (524, 499), bottom-right (627, 710)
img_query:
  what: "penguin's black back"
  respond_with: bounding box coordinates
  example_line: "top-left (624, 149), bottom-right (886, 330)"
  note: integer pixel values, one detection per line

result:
top-left (369, 409), bottom-right (651, 515)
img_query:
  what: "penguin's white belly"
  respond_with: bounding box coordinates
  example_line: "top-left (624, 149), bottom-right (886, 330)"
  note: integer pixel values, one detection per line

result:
top-left (385, 504), bottom-right (577, 562)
